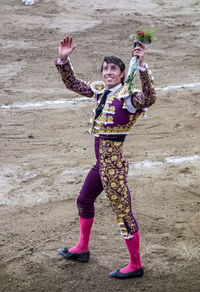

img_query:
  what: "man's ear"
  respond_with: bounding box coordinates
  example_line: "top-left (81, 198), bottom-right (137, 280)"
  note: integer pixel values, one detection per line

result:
top-left (120, 71), bottom-right (125, 78)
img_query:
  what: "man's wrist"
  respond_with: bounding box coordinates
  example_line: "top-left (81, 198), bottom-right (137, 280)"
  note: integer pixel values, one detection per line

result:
top-left (60, 55), bottom-right (68, 62)
top-left (57, 57), bottom-right (69, 65)
top-left (139, 63), bottom-right (147, 72)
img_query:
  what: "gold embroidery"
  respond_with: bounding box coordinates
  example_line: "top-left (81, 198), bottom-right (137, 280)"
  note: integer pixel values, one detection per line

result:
top-left (118, 84), bottom-right (140, 99)
top-left (103, 104), bottom-right (116, 114)
top-left (89, 67), bottom-right (156, 136)
top-left (90, 81), bottom-right (105, 94)
top-left (96, 114), bottom-right (114, 125)
top-left (106, 95), bottom-right (115, 104)
top-left (122, 99), bottom-right (127, 109)
top-left (118, 85), bottom-right (129, 99)
top-left (98, 113), bottom-right (140, 134)
top-left (99, 140), bottom-right (138, 236)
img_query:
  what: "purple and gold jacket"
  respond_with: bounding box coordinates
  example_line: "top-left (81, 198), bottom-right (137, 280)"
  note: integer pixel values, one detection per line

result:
top-left (55, 59), bottom-right (156, 137)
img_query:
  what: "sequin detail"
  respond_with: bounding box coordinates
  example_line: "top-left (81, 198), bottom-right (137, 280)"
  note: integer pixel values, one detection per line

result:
top-left (99, 139), bottom-right (138, 236)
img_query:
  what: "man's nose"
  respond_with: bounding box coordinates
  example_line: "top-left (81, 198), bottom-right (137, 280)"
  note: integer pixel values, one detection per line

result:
top-left (107, 67), bottom-right (112, 74)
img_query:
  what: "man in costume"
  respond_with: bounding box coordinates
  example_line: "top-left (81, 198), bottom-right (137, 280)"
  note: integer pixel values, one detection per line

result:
top-left (56, 35), bottom-right (156, 279)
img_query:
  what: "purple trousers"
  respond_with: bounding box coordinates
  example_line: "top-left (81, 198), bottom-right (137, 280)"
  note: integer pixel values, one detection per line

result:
top-left (77, 137), bottom-right (139, 237)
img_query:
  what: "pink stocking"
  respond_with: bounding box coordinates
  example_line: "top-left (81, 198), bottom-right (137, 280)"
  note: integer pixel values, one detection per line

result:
top-left (69, 217), bottom-right (94, 253)
top-left (120, 231), bottom-right (142, 273)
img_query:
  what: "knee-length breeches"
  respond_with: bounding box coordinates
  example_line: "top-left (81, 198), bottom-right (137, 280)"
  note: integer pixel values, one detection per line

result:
top-left (77, 137), bottom-right (138, 238)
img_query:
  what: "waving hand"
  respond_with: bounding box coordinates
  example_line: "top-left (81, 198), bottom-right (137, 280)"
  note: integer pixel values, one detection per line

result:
top-left (59, 35), bottom-right (77, 61)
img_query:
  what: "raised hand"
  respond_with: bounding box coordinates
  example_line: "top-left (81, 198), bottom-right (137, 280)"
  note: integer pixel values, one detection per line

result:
top-left (59, 35), bottom-right (77, 60)
top-left (132, 41), bottom-right (145, 67)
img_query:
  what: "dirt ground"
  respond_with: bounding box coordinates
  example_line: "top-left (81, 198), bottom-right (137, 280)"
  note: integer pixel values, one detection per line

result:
top-left (0, 0), bottom-right (200, 291)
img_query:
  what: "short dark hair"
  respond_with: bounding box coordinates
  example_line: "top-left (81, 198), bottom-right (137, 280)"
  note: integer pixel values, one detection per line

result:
top-left (101, 56), bottom-right (126, 85)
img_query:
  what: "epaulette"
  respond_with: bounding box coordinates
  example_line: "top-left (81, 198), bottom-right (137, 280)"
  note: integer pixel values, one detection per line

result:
top-left (90, 81), bottom-right (105, 94)
top-left (118, 84), bottom-right (140, 99)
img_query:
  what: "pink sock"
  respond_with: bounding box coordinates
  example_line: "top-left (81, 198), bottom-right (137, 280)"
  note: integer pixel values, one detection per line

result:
top-left (120, 231), bottom-right (142, 274)
top-left (69, 217), bottom-right (94, 254)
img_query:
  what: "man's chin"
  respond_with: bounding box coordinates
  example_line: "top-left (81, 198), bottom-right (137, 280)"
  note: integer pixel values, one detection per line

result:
top-left (105, 82), bottom-right (115, 88)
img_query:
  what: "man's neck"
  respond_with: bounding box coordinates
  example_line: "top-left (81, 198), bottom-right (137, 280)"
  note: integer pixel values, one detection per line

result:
top-left (105, 83), bottom-right (122, 93)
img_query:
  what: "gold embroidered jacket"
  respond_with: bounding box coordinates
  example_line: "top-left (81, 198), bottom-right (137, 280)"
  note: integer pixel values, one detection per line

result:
top-left (55, 59), bottom-right (156, 136)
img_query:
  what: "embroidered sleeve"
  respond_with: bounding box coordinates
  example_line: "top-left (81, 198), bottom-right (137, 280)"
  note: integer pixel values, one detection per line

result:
top-left (131, 66), bottom-right (156, 109)
top-left (55, 59), bottom-right (94, 98)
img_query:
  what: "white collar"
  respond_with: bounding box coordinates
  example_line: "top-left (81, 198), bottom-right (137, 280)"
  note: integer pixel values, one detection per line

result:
top-left (107, 83), bottom-right (122, 95)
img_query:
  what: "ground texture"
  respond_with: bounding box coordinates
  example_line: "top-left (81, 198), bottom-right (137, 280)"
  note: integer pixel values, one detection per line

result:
top-left (0, 0), bottom-right (200, 291)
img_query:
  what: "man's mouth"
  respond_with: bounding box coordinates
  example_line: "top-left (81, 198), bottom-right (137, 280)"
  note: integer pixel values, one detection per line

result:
top-left (106, 77), bottom-right (114, 81)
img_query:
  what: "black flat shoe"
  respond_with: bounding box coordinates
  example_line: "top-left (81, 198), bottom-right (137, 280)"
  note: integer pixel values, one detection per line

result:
top-left (57, 247), bottom-right (90, 262)
top-left (110, 267), bottom-right (144, 279)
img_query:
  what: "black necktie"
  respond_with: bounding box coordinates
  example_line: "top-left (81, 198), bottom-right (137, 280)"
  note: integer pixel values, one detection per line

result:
top-left (95, 90), bottom-right (111, 119)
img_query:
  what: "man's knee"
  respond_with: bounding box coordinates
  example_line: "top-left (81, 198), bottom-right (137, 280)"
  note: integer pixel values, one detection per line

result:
top-left (77, 196), bottom-right (94, 219)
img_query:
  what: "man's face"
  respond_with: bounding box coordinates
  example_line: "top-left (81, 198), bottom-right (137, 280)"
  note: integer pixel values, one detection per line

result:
top-left (102, 62), bottom-right (125, 89)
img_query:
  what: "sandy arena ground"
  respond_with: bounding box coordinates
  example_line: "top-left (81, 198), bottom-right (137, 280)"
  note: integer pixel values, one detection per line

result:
top-left (0, 0), bottom-right (200, 291)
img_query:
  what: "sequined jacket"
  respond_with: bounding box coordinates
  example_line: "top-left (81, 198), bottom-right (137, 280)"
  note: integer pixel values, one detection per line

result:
top-left (55, 59), bottom-right (156, 137)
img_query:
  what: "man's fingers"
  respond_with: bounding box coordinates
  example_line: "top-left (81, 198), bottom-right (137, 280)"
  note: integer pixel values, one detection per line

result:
top-left (62, 35), bottom-right (73, 46)
top-left (133, 50), bottom-right (139, 54)
top-left (69, 36), bottom-right (73, 46)
top-left (66, 35), bottom-right (69, 44)
top-left (72, 45), bottom-right (77, 51)
top-left (132, 45), bottom-right (145, 58)
top-left (139, 41), bottom-right (145, 48)
top-left (60, 35), bottom-right (75, 48)
top-left (63, 35), bottom-right (69, 44)
top-left (133, 47), bottom-right (144, 54)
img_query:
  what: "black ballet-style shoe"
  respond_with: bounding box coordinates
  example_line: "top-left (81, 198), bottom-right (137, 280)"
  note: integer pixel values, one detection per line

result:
top-left (57, 247), bottom-right (90, 262)
top-left (109, 267), bottom-right (144, 279)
